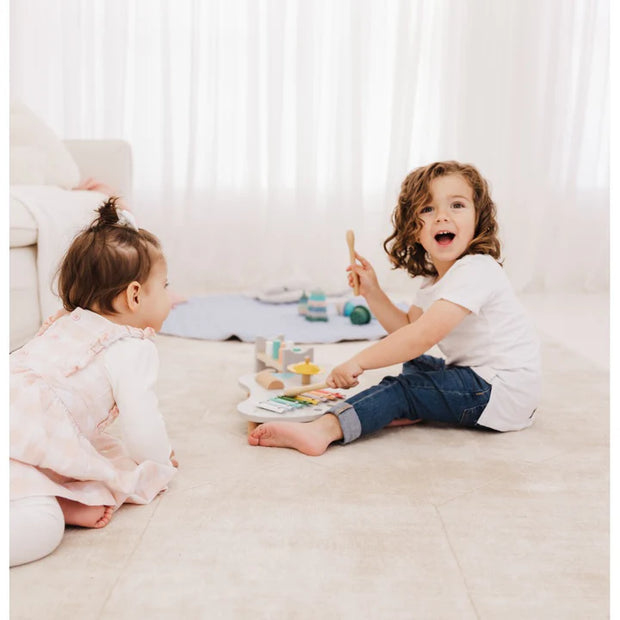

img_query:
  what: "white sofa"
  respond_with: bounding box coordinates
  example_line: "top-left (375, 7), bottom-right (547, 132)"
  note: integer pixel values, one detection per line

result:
top-left (9, 139), bottom-right (132, 351)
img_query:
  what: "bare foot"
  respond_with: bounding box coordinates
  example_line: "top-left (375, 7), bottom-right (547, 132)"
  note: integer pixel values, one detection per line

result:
top-left (57, 498), bottom-right (114, 528)
top-left (386, 418), bottom-right (422, 427)
top-left (248, 414), bottom-right (343, 456)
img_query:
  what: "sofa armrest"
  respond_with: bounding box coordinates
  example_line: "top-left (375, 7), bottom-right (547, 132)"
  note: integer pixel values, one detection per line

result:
top-left (63, 139), bottom-right (133, 202)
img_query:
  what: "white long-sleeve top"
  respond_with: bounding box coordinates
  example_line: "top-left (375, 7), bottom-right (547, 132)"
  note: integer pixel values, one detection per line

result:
top-left (104, 338), bottom-right (172, 465)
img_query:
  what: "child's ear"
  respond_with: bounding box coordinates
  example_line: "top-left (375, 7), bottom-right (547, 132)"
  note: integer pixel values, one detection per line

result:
top-left (125, 281), bottom-right (142, 311)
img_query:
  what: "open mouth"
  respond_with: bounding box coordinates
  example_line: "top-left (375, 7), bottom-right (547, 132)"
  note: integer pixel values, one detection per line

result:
top-left (434, 232), bottom-right (455, 245)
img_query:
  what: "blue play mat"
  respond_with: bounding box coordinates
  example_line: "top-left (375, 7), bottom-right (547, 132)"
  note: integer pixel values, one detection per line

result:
top-left (160, 294), bottom-right (402, 343)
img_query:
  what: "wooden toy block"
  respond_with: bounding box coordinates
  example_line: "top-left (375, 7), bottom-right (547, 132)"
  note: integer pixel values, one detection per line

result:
top-left (254, 335), bottom-right (314, 373)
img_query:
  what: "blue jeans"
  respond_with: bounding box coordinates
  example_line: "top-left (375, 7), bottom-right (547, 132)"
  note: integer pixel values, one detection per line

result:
top-left (327, 355), bottom-right (493, 444)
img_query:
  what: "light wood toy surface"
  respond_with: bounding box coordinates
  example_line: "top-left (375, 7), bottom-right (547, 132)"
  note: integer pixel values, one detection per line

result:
top-left (346, 229), bottom-right (360, 295)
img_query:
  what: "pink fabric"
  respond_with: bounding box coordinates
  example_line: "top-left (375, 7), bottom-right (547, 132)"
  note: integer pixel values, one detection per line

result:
top-left (10, 309), bottom-right (175, 508)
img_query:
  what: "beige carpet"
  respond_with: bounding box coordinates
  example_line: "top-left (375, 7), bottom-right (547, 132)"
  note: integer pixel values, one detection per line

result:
top-left (9, 324), bottom-right (609, 618)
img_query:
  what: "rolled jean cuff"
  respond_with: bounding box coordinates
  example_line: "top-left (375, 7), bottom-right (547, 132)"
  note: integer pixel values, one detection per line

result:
top-left (326, 401), bottom-right (361, 444)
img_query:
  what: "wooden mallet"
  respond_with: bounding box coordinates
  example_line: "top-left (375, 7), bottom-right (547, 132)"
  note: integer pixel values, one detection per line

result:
top-left (282, 382), bottom-right (329, 397)
top-left (346, 229), bottom-right (360, 295)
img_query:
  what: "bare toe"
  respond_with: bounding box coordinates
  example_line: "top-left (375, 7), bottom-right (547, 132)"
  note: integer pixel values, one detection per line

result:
top-left (94, 506), bottom-right (114, 529)
top-left (57, 498), bottom-right (114, 528)
top-left (248, 425), bottom-right (264, 446)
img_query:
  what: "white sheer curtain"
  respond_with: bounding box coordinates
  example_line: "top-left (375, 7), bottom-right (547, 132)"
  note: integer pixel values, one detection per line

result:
top-left (10, 0), bottom-right (609, 296)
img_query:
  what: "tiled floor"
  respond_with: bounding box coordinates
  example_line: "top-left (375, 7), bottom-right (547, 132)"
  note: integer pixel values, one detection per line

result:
top-left (9, 292), bottom-right (610, 619)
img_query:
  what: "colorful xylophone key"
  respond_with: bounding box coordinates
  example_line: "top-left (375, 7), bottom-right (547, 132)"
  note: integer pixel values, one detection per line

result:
top-left (256, 388), bottom-right (345, 414)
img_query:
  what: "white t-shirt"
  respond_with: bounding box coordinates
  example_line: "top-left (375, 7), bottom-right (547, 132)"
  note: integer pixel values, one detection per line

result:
top-left (415, 254), bottom-right (541, 431)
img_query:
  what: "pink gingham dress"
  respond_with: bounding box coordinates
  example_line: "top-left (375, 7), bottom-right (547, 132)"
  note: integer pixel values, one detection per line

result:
top-left (10, 308), bottom-right (176, 508)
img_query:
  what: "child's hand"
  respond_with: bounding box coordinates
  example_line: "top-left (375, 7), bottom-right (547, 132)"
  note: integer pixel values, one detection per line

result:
top-left (75, 177), bottom-right (116, 195)
top-left (347, 252), bottom-right (381, 298)
top-left (170, 450), bottom-right (179, 468)
top-left (326, 359), bottom-right (364, 389)
top-left (74, 177), bottom-right (130, 210)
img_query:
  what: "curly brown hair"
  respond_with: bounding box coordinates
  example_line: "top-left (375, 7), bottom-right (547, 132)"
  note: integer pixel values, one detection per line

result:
top-left (383, 161), bottom-right (502, 278)
top-left (56, 197), bottom-right (162, 313)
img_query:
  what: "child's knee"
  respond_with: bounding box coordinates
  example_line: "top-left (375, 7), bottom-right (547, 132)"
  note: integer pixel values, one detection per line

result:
top-left (10, 496), bottom-right (65, 567)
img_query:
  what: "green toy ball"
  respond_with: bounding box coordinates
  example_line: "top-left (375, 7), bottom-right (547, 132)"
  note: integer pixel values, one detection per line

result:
top-left (349, 306), bottom-right (371, 325)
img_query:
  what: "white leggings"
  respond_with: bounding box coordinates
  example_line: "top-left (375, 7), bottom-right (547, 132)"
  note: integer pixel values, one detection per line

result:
top-left (10, 496), bottom-right (65, 567)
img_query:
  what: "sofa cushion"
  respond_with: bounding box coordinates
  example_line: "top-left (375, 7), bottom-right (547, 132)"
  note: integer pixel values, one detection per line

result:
top-left (10, 245), bottom-right (40, 351)
top-left (10, 195), bottom-right (38, 247)
top-left (10, 100), bottom-right (80, 189)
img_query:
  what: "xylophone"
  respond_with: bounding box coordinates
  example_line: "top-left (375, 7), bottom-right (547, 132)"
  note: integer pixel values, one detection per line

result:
top-left (237, 371), bottom-right (348, 424)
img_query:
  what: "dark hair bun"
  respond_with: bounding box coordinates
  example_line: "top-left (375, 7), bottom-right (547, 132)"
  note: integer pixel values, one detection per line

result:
top-left (91, 197), bottom-right (122, 230)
